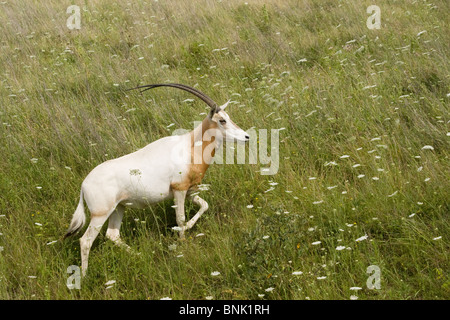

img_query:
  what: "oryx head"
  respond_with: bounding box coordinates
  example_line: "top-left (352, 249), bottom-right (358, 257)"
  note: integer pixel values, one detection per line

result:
top-left (209, 100), bottom-right (249, 143)
top-left (129, 83), bottom-right (250, 143)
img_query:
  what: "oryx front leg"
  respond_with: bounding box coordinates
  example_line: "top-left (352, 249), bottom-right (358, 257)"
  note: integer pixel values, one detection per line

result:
top-left (185, 195), bottom-right (209, 230)
top-left (173, 190), bottom-right (187, 239)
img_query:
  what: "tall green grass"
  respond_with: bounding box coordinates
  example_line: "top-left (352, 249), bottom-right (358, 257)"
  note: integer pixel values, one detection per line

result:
top-left (0, 0), bottom-right (448, 299)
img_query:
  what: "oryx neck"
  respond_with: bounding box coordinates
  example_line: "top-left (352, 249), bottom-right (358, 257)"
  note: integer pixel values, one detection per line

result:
top-left (190, 116), bottom-right (220, 165)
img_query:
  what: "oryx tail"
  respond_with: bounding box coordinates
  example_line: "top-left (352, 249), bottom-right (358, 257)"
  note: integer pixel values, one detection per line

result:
top-left (64, 189), bottom-right (86, 238)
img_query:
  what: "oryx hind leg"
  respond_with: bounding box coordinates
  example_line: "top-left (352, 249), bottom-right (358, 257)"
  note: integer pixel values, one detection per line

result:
top-left (105, 204), bottom-right (131, 251)
top-left (79, 209), bottom-right (114, 277)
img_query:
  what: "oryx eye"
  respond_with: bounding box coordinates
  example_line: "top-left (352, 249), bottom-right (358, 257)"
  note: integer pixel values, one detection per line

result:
top-left (219, 119), bottom-right (227, 124)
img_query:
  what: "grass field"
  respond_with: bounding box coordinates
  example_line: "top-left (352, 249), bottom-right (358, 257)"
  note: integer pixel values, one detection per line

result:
top-left (0, 0), bottom-right (448, 300)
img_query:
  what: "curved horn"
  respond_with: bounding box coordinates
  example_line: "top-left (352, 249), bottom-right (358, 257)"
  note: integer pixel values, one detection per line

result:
top-left (127, 83), bottom-right (217, 111)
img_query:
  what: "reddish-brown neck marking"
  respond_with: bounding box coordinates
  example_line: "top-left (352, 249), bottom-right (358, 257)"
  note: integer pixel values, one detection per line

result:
top-left (171, 116), bottom-right (219, 191)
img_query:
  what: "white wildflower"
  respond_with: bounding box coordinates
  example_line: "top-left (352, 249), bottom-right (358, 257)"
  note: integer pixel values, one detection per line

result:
top-left (417, 30), bottom-right (427, 36)
top-left (105, 280), bottom-right (116, 286)
top-left (198, 184), bottom-right (210, 191)
top-left (350, 287), bottom-right (362, 291)
top-left (355, 234), bottom-right (368, 242)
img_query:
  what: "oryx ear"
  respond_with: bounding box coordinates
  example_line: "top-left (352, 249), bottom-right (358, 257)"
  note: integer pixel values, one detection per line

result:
top-left (216, 100), bottom-right (230, 112)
